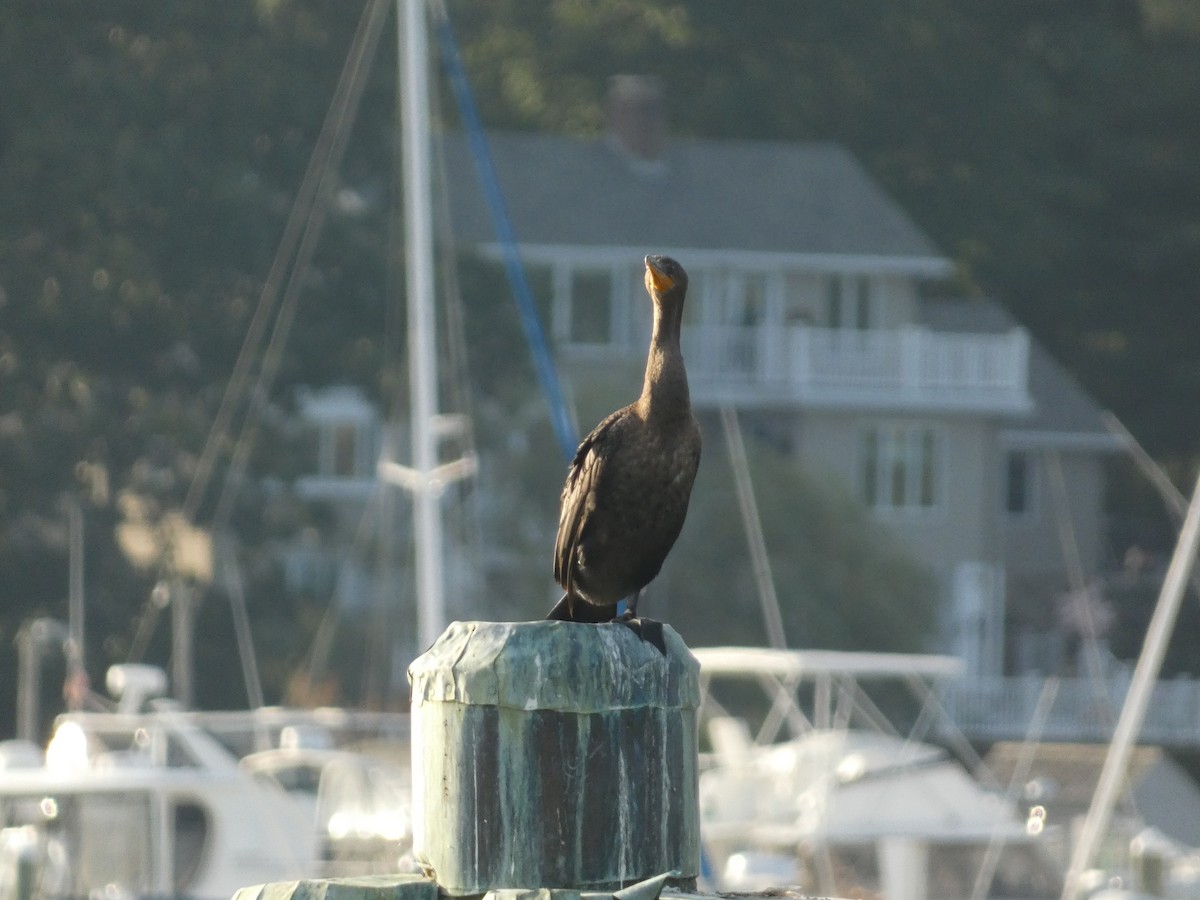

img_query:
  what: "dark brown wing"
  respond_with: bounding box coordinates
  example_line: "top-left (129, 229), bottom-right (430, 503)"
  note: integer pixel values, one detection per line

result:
top-left (553, 407), bottom-right (627, 595)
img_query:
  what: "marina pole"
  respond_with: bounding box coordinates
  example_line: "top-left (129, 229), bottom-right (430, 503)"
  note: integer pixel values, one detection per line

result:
top-left (1061, 467), bottom-right (1200, 900)
top-left (400, 0), bottom-right (445, 653)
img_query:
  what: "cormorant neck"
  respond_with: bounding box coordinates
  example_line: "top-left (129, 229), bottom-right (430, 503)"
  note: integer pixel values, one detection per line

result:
top-left (639, 297), bottom-right (690, 419)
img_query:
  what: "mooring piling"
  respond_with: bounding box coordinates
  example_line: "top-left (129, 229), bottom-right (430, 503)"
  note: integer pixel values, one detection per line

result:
top-left (407, 620), bottom-right (700, 895)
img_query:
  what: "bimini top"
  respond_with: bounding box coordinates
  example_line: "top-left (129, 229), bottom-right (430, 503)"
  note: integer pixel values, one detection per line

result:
top-left (692, 646), bottom-right (965, 681)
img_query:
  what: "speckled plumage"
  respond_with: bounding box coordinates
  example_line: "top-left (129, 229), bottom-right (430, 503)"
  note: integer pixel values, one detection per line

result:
top-left (548, 256), bottom-right (701, 644)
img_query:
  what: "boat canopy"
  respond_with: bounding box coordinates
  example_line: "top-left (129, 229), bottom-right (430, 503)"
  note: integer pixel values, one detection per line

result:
top-left (693, 647), bottom-right (965, 681)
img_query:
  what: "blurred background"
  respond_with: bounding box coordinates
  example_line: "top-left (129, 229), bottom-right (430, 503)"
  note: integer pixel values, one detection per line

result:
top-left (2, 0), bottom-right (1199, 730)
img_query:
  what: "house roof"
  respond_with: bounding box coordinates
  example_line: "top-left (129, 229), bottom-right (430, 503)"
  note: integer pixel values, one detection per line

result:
top-left (441, 131), bottom-right (950, 271)
top-left (439, 127), bottom-right (1114, 451)
top-left (920, 298), bottom-right (1120, 450)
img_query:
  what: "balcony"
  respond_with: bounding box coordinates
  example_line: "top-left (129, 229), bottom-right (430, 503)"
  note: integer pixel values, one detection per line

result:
top-left (681, 324), bottom-right (1032, 414)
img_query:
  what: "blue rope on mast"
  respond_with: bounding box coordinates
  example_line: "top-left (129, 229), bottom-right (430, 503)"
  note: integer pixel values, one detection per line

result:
top-left (431, 5), bottom-right (579, 461)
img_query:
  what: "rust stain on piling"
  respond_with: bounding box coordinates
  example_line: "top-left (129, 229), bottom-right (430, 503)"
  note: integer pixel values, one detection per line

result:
top-left (408, 621), bottom-right (700, 895)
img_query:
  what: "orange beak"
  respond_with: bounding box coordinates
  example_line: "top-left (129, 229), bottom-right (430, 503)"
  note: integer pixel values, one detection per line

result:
top-left (645, 257), bottom-right (675, 293)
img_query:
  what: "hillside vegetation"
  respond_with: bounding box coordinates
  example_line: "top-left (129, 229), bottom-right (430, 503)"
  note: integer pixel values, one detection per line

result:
top-left (1, 0), bottom-right (1196, 723)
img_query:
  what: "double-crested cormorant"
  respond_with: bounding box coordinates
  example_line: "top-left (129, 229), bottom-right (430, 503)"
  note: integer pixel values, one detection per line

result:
top-left (547, 255), bottom-right (701, 653)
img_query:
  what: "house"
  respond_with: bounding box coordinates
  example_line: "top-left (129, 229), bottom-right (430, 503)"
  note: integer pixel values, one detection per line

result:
top-left (438, 75), bottom-right (1122, 675)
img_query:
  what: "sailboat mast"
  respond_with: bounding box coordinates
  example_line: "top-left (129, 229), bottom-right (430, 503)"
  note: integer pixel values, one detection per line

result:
top-left (399, 0), bottom-right (445, 652)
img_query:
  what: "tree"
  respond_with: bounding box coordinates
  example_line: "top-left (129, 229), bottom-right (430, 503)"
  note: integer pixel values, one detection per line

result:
top-left (3, 0), bottom-right (1198, 731)
top-left (444, 0), bottom-right (1200, 465)
top-left (657, 417), bottom-right (938, 652)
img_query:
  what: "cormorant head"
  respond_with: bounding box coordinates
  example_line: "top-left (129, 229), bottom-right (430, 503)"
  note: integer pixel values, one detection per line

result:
top-left (644, 255), bottom-right (688, 303)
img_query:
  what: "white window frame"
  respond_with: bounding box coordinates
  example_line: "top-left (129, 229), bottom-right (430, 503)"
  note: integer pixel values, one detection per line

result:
top-left (553, 262), bottom-right (621, 351)
top-left (859, 421), bottom-right (943, 515)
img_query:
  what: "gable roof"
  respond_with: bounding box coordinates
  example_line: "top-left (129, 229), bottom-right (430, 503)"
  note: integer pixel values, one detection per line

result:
top-left (441, 131), bottom-right (950, 272)
top-left (920, 297), bottom-right (1120, 450)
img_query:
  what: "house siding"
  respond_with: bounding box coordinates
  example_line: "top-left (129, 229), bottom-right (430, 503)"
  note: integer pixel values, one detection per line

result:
top-left (791, 412), bottom-right (1001, 574)
top-left (1002, 450), bottom-right (1106, 581)
top-left (441, 126), bottom-right (1119, 675)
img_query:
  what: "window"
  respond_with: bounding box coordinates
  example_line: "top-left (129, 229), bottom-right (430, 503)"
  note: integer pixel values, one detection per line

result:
top-left (861, 423), bottom-right (940, 512)
top-left (1005, 451), bottom-right (1035, 517)
top-left (827, 275), bottom-right (843, 327)
top-left (172, 800), bottom-right (211, 891)
top-left (524, 263), bottom-right (553, 323)
top-left (827, 275), bottom-right (872, 329)
top-left (854, 276), bottom-right (871, 329)
top-left (73, 792), bottom-right (155, 895)
top-left (782, 272), bottom-right (817, 325)
top-left (333, 423), bottom-right (358, 477)
top-left (314, 420), bottom-right (370, 480)
top-left (568, 268), bottom-right (613, 344)
top-left (735, 272), bottom-right (768, 327)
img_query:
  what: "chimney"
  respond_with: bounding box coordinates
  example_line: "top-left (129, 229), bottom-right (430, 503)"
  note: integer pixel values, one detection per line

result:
top-left (605, 75), bottom-right (666, 167)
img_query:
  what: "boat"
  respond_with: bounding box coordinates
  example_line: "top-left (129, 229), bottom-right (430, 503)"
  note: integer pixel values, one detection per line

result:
top-left (693, 646), bottom-right (1064, 900)
top-left (0, 663), bottom-right (414, 900)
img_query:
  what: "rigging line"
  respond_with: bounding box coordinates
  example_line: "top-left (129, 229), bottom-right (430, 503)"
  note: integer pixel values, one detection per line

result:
top-left (903, 672), bottom-right (1001, 790)
top-left (1063, 468), bottom-right (1200, 900)
top-left (429, 67), bottom-right (488, 583)
top-left (215, 533), bottom-right (266, 714)
top-left (719, 404), bottom-right (788, 650)
top-left (430, 0), bottom-right (578, 461)
top-left (1102, 409), bottom-right (1200, 606)
top-left (126, 594), bottom-right (163, 664)
top-left (1044, 449), bottom-right (1113, 714)
top-left (182, 0), bottom-right (386, 524)
top-left (1103, 410), bottom-right (1187, 521)
top-left (429, 67), bottom-right (478, 456)
top-left (161, 0), bottom-right (387, 693)
top-left (970, 676), bottom-right (1060, 900)
top-left (210, 0), bottom-right (390, 535)
top-left (307, 486), bottom-right (383, 685)
top-left (130, 0), bottom-right (389, 668)
top-left (301, 476), bottom-right (407, 692)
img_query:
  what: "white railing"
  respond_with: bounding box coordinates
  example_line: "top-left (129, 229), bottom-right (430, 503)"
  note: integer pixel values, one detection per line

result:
top-left (941, 674), bottom-right (1200, 747)
top-left (681, 324), bottom-right (1031, 412)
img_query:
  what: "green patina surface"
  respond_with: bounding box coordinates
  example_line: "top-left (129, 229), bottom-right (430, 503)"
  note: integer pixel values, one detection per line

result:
top-left (232, 875), bottom-right (438, 900)
top-left (408, 621), bottom-right (699, 712)
top-left (408, 621), bottom-right (701, 896)
top-left (231, 872), bottom-right (709, 900)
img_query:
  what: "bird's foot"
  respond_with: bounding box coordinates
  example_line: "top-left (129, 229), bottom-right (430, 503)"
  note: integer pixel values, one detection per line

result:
top-left (612, 611), bottom-right (667, 655)
top-left (547, 593), bottom-right (620, 623)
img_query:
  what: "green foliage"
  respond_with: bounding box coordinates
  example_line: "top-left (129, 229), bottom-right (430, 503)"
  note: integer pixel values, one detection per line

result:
top-left (1, 0), bottom-right (1196, 729)
top-left (658, 418), bottom-right (937, 652)
top-left (445, 0), bottom-right (1200, 465)
top-left (0, 0), bottom-right (391, 728)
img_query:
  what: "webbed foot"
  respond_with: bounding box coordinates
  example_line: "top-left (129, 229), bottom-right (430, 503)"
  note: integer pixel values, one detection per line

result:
top-left (613, 611), bottom-right (667, 655)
